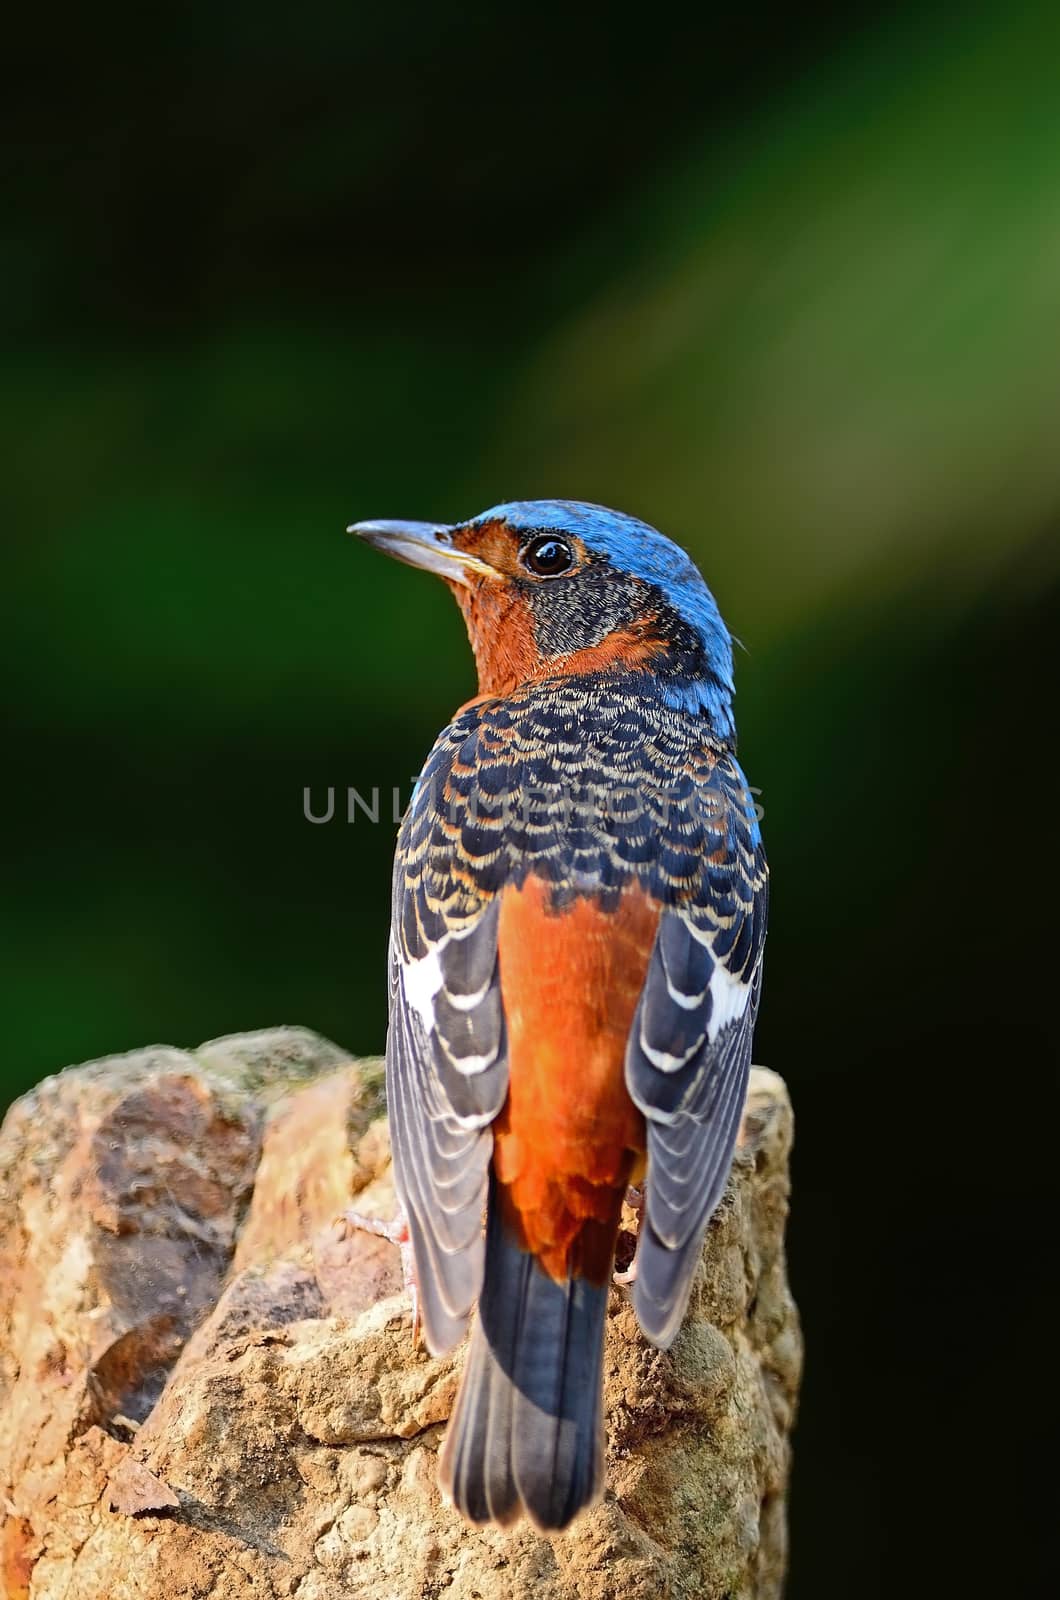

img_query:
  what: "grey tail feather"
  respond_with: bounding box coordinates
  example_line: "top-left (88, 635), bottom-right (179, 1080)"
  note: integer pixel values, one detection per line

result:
top-left (438, 1187), bottom-right (608, 1531)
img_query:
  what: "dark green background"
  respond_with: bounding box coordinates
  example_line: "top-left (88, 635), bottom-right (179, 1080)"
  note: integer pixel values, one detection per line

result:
top-left (4, 5), bottom-right (1056, 1594)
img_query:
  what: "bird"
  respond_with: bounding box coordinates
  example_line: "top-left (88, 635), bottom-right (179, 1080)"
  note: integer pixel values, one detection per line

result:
top-left (348, 499), bottom-right (768, 1532)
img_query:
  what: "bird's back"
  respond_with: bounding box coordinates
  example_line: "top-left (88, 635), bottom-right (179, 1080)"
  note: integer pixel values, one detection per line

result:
top-left (400, 671), bottom-right (754, 921)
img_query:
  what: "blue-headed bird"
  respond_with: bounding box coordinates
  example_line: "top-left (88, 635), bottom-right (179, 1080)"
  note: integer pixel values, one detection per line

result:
top-left (349, 500), bottom-right (768, 1531)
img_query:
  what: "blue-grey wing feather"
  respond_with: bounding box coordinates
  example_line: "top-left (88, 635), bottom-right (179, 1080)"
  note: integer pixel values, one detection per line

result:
top-left (387, 891), bottom-right (508, 1356)
top-left (626, 761), bottom-right (767, 1349)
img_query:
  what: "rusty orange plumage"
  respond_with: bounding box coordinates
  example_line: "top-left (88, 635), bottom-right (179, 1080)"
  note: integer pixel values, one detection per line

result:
top-left (493, 877), bottom-right (657, 1283)
top-left (349, 500), bottom-right (769, 1530)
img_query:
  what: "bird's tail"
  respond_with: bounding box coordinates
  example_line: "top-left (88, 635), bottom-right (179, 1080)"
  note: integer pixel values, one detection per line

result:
top-left (438, 1186), bottom-right (610, 1531)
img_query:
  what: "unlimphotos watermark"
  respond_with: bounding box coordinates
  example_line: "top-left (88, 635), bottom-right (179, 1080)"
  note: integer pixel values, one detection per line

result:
top-left (302, 778), bottom-right (764, 828)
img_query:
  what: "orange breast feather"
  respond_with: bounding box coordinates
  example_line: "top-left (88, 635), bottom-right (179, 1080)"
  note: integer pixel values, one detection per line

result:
top-left (492, 876), bottom-right (659, 1284)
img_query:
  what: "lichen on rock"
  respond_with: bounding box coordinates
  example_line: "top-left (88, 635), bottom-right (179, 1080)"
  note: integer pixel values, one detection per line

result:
top-left (0, 1028), bottom-right (800, 1599)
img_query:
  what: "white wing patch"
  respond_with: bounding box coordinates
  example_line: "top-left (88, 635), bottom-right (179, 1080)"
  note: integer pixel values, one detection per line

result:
top-left (663, 971), bottom-right (709, 1010)
top-left (400, 940), bottom-right (448, 1033)
top-left (706, 959), bottom-right (751, 1043)
top-left (399, 928), bottom-right (502, 1079)
top-left (641, 1037), bottom-right (704, 1073)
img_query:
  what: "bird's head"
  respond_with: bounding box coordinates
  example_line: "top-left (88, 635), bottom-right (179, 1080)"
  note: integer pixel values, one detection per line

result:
top-left (350, 499), bottom-right (736, 736)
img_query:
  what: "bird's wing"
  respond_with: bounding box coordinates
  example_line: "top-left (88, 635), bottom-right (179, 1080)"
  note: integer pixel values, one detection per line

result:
top-left (625, 755), bottom-right (768, 1347)
top-left (386, 722), bottom-right (509, 1357)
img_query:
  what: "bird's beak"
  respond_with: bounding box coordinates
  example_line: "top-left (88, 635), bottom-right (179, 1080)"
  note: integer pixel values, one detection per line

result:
top-left (347, 519), bottom-right (498, 588)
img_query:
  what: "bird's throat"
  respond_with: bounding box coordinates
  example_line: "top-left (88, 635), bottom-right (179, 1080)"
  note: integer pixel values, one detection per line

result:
top-left (449, 579), bottom-right (669, 700)
top-left (448, 578), bottom-right (540, 698)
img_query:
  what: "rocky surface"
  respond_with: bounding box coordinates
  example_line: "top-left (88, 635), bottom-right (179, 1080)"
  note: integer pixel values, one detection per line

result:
top-left (0, 1028), bottom-right (801, 1599)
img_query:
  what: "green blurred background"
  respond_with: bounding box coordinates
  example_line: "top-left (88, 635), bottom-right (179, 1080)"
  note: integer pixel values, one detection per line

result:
top-left (4, 3), bottom-right (1057, 1593)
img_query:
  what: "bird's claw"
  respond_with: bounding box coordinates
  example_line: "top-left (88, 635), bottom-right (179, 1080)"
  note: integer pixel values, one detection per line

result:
top-left (334, 1203), bottom-right (420, 1342)
top-left (613, 1183), bottom-right (646, 1286)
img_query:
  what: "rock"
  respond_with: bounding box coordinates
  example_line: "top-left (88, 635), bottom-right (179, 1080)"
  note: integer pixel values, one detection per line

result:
top-left (0, 1029), bottom-right (801, 1599)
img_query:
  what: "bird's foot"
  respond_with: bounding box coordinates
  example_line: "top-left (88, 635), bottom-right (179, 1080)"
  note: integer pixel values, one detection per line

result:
top-left (613, 1183), bottom-right (645, 1286)
top-left (334, 1201), bottom-right (420, 1341)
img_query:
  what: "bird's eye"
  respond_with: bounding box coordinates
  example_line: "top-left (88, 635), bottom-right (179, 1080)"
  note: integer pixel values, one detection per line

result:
top-left (522, 535), bottom-right (575, 577)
